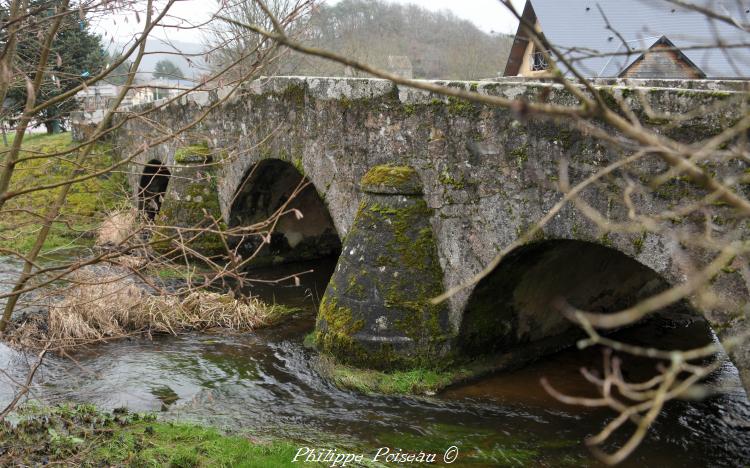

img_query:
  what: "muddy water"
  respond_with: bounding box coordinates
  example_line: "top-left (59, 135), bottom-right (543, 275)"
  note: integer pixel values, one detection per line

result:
top-left (0, 257), bottom-right (749, 466)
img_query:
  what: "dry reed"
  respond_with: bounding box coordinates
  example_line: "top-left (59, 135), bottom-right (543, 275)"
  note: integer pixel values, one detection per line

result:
top-left (5, 270), bottom-right (290, 351)
top-left (96, 210), bottom-right (139, 247)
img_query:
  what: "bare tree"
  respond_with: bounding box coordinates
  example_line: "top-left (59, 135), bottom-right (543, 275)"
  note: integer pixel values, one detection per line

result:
top-left (204, 0), bottom-right (316, 79)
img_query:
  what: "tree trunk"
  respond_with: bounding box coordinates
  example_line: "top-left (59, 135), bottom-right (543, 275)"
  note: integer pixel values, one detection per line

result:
top-left (44, 119), bottom-right (61, 134)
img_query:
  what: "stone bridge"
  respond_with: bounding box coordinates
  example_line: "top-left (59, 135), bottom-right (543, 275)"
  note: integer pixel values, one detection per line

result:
top-left (106, 76), bottom-right (750, 391)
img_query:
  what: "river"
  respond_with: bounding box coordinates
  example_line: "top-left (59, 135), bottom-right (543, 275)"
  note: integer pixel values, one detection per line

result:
top-left (0, 257), bottom-right (749, 466)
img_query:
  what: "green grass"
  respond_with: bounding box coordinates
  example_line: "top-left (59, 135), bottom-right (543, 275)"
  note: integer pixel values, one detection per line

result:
top-left (316, 355), bottom-right (458, 395)
top-left (151, 263), bottom-right (203, 281)
top-left (0, 132), bottom-right (129, 255)
top-left (95, 421), bottom-right (310, 467)
top-left (3, 403), bottom-right (323, 467)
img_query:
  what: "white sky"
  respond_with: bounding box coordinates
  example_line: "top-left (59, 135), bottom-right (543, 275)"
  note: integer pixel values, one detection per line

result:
top-left (377, 0), bottom-right (524, 35)
top-left (93, 0), bottom-right (524, 46)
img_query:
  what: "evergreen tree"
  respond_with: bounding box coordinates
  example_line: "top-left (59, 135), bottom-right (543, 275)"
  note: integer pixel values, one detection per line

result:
top-left (152, 59), bottom-right (185, 80)
top-left (5, 0), bottom-right (106, 133)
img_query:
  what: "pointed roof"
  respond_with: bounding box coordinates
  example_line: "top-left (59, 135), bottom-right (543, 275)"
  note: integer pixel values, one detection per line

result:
top-left (602, 35), bottom-right (706, 77)
top-left (504, 0), bottom-right (750, 78)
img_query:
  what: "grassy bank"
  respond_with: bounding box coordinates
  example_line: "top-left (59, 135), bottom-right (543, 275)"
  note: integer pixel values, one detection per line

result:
top-left (0, 132), bottom-right (127, 254)
top-left (311, 353), bottom-right (490, 396)
top-left (2, 404), bottom-right (317, 467)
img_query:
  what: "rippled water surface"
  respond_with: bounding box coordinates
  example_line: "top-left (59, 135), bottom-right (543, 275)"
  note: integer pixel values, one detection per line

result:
top-left (1, 257), bottom-right (749, 466)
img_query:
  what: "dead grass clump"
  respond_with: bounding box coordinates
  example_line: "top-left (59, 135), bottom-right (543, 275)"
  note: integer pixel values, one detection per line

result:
top-left (6, 270), bottom-right (289, 351)
top-left (96, 210), bottom-right (139, 247)
top-left (144, 292), bottom-right (278, 334)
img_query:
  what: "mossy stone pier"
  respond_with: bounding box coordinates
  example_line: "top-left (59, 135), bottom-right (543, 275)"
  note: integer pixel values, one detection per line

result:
top-left (153, 144), bottom-right (226, 259)
top-left (103, 76), bottom-right (750, 394)
top-left (315, 165), bottom-right (451, 369)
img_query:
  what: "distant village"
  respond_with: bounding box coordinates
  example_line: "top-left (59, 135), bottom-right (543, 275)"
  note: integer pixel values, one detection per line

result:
top-left (75, 77), bottom-right (197, 112)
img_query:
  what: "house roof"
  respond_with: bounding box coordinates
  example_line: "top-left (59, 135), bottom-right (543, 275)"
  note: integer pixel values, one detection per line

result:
top-left (604, 35), bottom-right (707, 77)
top-left (505, 0), bottom-right (750, 78)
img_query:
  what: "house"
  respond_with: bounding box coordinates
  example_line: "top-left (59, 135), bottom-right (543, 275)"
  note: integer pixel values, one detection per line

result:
top-left (504, 0), bottom-right (750, 79)
top-left (76, 83), bottom-right (121, 111)
top-left (128, 78), bottom-right (196, 106)
top-left (74, 78), bottom-right (197, 111)
top-left (386, 56), bottom-right (413, 79)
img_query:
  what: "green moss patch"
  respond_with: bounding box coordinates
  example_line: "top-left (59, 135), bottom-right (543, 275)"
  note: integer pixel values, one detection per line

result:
top-left (174, 142), bottom-right (212, 164)
top-left (315, 355), bottom-right (457, 395)
top-left (360, 165), bottom-right (422, 194)
top-left (0, 133), bottom-right (129, 255)
top-left (153, 168), bottom-right (227, 259)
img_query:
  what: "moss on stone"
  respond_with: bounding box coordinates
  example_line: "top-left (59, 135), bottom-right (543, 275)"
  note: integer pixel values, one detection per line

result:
top-left (403, 103), bottom-right (417, 116)
top-left (153, 168), bottom-right (227, 258)
top-left (174, 142), bottom-right (212, 164)
top-left (360, 165), bottom-right (418, 189)
top-left (292, 156), bottom-right (304, 175)
top-left (316, 188), bottom-right (450, 370)
top-left (438, 170), bottom-right (466, 190)
top-left (314, 296), bottom-right (365, 358)
top-left (447, 96), bottom-right (479, 117)
top-left (509, 144), bottom-right (529, 168)
top-left (280, 82), bottom-right (306, 107)
top-left (339, 95), bottom-right (352, 109)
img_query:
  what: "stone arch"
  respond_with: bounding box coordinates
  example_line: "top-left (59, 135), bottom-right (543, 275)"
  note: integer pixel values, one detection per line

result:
top-left (227, 158), bottom-right (341, 266)
top-left (138, 159), bottom-right (171, 221)
top-left (457, 239), bottom-right (698, 357)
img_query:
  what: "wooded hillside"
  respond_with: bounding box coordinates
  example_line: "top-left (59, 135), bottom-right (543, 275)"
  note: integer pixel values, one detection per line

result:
top-left (208, 0), bottom-right (514, 80)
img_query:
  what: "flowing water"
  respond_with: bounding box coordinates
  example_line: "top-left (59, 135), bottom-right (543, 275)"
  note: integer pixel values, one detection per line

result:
top-left (1, 257), bottom-right (749, 466)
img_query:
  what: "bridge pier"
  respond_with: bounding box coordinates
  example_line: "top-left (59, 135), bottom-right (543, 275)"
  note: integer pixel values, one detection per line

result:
top-left (152, 144), bottom-right (227, 258)
top-left (315, 165), bottom-right (452, 369)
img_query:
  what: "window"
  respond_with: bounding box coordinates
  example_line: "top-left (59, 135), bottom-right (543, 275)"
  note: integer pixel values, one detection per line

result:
top-left (531, 46), bottom-right (549, 71)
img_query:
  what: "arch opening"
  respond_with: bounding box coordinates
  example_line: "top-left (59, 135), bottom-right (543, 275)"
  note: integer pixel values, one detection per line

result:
top-left (458, 239), bottom-right (704, 357)
top-left (138, 159), bottom-right (171, 221)
top-left (228, 159), bottom-right (341, 267)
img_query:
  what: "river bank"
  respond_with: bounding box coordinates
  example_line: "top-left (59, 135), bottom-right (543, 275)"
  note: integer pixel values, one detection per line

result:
top-left (1, 252), bottom-right (749, 466)
top-left (2, 404), bottom-right (309, 466)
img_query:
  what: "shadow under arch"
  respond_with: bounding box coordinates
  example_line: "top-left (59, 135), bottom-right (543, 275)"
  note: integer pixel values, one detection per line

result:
top-left (138, 159), bottom-right (171, 221)
top-left (228, 158), bottom-right (341, 267)
top-left (458, 239), bottom-right (706, 357)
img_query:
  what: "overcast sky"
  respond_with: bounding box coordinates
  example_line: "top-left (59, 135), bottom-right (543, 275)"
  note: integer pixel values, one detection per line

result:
top-left (355, 0), bottom-right (524, 34)
top-left (93, 0), bottom-right (525, 46)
